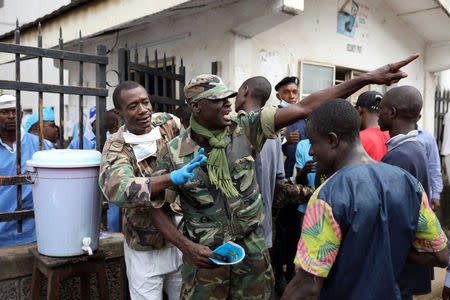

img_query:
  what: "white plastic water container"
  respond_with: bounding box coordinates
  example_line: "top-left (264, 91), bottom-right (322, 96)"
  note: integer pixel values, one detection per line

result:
top-left (26, 149), bottom-right (102, 257)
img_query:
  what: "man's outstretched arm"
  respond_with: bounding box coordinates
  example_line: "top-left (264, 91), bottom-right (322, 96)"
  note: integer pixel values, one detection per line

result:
top-left (147, 206), bottom-right (224, 269)
top-left (100, 148), bottom-right (207, 207)
top-left (274, 54), bottom-right (420, 130)
top-left (282, 268), bottom-right (324, 300)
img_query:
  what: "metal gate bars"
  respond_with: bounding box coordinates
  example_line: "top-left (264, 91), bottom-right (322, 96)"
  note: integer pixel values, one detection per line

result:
top-left (0, 21), bottom-right (108, 231)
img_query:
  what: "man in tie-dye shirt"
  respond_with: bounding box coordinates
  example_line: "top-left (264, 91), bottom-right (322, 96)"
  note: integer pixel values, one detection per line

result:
top-left (282, 99), bottom-right (448, 300)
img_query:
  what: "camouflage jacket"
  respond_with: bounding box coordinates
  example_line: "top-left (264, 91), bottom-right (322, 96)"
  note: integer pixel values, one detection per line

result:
top-left (273, 179), bottom-right (315, 214)
top-left (99, 112), bottom-right (180, 251)
top-left (155, 106), bottom-right (278, 248)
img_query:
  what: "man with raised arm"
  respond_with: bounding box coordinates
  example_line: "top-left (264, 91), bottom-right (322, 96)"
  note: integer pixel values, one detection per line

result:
top-left (152, 55), bottom-right (420, 299)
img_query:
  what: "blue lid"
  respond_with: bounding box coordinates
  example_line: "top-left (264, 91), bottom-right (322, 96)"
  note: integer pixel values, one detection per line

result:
top-left (26, 149), bottom-right (101, 168)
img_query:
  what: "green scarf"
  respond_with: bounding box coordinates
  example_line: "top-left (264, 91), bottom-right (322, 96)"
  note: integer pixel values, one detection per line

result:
top-left (189, 115), bottom-right (238, 198)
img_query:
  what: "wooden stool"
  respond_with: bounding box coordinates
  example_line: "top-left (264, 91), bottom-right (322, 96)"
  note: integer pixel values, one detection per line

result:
top-left (29, 247), bottom-right (110, 300)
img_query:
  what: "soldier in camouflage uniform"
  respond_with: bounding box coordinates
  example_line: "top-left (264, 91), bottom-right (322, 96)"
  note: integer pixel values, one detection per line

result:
top-left (99, 81), bottom-right (207, 300)
top-left (149, 58), bottom-right (417, 299)
top-left (152, 75), bottom-right (277, 299)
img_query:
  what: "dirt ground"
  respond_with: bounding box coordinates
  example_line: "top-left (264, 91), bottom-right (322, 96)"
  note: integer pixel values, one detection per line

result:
top-left (415, 267), bottom-right (446, 300)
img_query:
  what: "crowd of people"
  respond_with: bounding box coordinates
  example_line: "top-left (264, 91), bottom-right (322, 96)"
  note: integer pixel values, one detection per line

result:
top-left (1, 52), bottom-right (450, 299)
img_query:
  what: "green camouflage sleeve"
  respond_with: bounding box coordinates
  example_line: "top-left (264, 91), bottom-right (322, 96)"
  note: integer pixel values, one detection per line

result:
top-left (99, 149), bottom-right (164, 209)
top-left (238, 105), bottom-right (278, 157)
top-left (273, 180), bottom-right (315, 209)
top-left (155, 148), bottom-right (179, 204)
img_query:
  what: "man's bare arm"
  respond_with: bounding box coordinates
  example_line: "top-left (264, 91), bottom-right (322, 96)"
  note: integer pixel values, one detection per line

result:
top-left (281, 268), bottom-right (324, 300)
top-left (274, 54), bottom-right (420, 130)
top-left (407, 247), bottom-right (449, 268)
top-left (149, 174), bottom-right (174, 197)
top-left (147, 206), bottom-right (224, 268)
top-left (295, 167), bottom-right (308, 185)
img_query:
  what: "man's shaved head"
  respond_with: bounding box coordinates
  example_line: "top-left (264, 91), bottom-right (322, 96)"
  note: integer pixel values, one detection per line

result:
top-left (307, 99), bottom-right (360, 144)
top-left (383, 86), bottom-right (422, 120)
top-left (235, 76), bottom-right (271, 112)
top-left (242, 76), bottom-right (271, 106)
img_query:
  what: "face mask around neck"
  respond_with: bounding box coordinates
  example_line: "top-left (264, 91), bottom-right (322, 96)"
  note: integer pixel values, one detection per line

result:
top-left (123, 127), bottom-right (162, 162)
top-left (280, 100), bottom-right (291, 108)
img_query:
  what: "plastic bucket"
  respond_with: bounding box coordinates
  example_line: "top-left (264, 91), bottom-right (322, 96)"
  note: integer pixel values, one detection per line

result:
top-left (26, 149), bottom-right (102, 257)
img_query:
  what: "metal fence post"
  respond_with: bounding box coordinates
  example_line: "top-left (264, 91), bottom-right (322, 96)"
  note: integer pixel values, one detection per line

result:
top-left (96, 44), bottom-right (107, 152)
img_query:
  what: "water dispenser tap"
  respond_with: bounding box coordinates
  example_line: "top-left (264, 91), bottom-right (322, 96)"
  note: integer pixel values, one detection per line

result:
top-left (82, 237), bottom-right (93, 255)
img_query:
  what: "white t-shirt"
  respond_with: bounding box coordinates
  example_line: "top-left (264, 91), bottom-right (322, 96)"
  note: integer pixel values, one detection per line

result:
top-left (441, 111), bottom-right (450, 155)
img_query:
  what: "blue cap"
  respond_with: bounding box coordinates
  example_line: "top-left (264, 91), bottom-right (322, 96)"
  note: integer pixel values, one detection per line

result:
top-left (89, 106), bottom-right (96, 126)
top-left (24, 106), bottom-right (55, 132)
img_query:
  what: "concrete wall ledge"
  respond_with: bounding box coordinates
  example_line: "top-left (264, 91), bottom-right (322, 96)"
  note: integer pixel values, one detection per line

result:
top-left (0, 232), bottom-right (124, 282)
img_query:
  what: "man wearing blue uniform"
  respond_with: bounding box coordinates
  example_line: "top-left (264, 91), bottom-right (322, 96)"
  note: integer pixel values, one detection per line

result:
top-left (0, 95), bottom-right (49, 247)
top-left (24, 106), bottom-right (59, 149)
top-left (68, 106), bottom-right (97, 150)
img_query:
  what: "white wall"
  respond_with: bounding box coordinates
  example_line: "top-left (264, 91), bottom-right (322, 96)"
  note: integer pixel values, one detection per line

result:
top-left (0, 0), bottom-right (70, 35)
top-left (64, 0), bottom-right (432, 130)
top-left (248, 0), bottom-right (430, 127)
top-left (438, 69), bottom-right (450, 91)
top-left (251, 0), bottom-right (425, 98)
top-left (0, 58), bottom-right (68, 127)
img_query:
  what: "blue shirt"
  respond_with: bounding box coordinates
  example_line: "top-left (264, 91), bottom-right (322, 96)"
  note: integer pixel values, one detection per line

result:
top-left (282, 119), bottom-right (306, 178)
top-left (295, 139), bottom-right (316, 187)
top-left (417, 126), bottom-right (443, 200)
top-left (107, 202), bottom-right (121, 232)
top-left (0, 132), bottom-right (49, 246)
top-left (295, 163), bottom-right (444, 300)
top-left (67, 130), bottom-right (96, 150)
top-left (295, 139), bottom-right (315, 213)
top-left (45, 139), bottom-right (56, 149)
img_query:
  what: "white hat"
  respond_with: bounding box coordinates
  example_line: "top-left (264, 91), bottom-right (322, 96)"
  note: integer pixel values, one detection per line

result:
top-left (0, 95), bottom-right (16, 109)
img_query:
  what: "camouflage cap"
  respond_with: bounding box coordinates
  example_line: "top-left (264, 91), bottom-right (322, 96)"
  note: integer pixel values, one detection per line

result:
top-left (184, 74), bottom-right (237, 103)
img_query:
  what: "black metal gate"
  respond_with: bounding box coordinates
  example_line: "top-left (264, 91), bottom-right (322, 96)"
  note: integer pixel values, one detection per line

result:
top-left (0, 22), bottom-right (108, 231)
top-left (434, 90), bottom-right (450, 149)
top-left (118, 45), bottom-right (186, 113)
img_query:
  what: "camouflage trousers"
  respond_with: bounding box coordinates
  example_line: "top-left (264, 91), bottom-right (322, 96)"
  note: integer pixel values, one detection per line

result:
top-left (180, 228), bottom-right (274, 300)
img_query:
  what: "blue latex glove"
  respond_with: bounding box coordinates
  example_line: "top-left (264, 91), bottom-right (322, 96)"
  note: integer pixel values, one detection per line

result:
top-left (170, 148), bottom-right (207, 185)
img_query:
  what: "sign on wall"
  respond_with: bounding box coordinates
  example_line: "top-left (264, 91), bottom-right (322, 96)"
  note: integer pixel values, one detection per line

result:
top-left (337, 0), bottom-right (370, 55)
